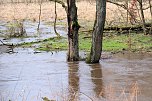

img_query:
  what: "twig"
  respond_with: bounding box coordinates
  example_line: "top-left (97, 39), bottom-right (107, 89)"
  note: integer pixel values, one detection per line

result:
top-left (79, 92), bottom-right (94, 101)
top-left (54, 0), bottom-right (61, 38)
top-left (107, 0), bottom-right (151, 10)
top-left (37, 0), bottom-right (42, 31)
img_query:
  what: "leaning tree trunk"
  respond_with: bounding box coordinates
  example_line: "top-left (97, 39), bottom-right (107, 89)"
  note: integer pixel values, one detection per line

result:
top-left (86, 0), bottom-right (106, 63)
top-left (67, 0), bottom-right (80, 61)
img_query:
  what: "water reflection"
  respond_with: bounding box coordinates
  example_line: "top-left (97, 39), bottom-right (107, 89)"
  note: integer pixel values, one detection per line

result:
top-left (68, 62), bottom-right (79, 101)
top-left (90, 63), bottom-right (104, 98)
top-left (0, 50), bottom-right (152, 101)
top-left (68, 62), bottom-right (105, 100)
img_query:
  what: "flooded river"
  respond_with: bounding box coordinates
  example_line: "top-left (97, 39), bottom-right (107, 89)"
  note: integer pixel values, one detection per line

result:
top-left (0, 48), bottom-right (152, 101)
top-left (0, 18), bottom-right (152, 101)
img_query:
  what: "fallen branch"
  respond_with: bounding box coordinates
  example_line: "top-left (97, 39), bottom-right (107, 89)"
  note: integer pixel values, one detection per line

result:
top-left (0, 40), bottom-right (13, 46)
top-left (0, 40), bottom-right (5, 45)
top-left (82, 23), bottom-right (151, 33)
top-left (107, 24), bottom-right (150, 33)
top-left (0, 40), bottom-right (14, 53)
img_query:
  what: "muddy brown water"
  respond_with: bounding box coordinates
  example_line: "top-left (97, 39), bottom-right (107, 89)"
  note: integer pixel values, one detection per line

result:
top-left (0, 48), bottom-right (152, 101)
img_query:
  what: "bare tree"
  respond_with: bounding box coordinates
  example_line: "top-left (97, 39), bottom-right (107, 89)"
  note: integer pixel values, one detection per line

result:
top-left (148, 0), bottom-right (152, 34)
top-left (137, 0), bottom-right (147, 34)
top-left (87, 0), bottom-right (106, 63)
top-left (67, 0), bottom-right (80, 61)
top-left (129, 0), bottom-right (138, 24)
top-left (125, 0), bottom-right (129, 25)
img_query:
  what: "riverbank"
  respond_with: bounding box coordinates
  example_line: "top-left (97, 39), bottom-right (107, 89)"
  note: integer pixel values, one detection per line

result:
top-left (35, 32), bottom-right (152, 53)
top-left (0, 1), bottom-right (151, 53)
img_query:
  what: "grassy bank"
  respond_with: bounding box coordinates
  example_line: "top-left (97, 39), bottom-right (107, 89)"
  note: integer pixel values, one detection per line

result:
top-left (35, 32), bottom-right (152, 53)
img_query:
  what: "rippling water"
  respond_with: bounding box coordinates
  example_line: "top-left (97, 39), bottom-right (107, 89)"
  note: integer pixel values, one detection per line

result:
top-left (0, 48), bottom-right (152, 101)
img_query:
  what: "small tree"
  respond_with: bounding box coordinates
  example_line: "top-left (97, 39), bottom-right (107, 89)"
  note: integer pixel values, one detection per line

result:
top-left (54, 0), bottom-right (61, 37)
top-left (129, 0), bottom-right (138, 24)
top-left (87, 0), bottom-right (107, 63)
top-left (137, 0), bottom-right (147, 34)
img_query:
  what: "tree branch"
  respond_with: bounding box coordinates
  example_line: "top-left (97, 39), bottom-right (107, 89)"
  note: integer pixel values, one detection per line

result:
top-left (49, 0), bottom-right (67, 12)
top-left (54, 1), bottom-right (61, 38)
top-left (107, 0), bottom-right (127, 9)
top-left (107, 0), bottom-right (150, 10)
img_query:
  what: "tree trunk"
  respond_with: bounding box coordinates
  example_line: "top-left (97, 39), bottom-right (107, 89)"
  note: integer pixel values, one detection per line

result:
top-left (148, 0), bottom-right (152, 34)
top-left (67, 0), bottom-right (80, 61)
top-left (37, 0), bottom-right (42, 31)
top-left (138, 0), bottom-right (147, 34)
top-left (125, 0), bottom-right (129, 25)
top-left (86, 0), bottom-right (106, 63)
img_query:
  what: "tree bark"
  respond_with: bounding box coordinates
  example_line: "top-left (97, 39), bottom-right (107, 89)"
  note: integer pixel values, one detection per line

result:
top-left (87, 0), bottom-right (106, 63)
top-left (138, 0), bottom-right (147, 34)
top-left (67, 0), bottom-right (80, 61)
top-left (125, 0), bottom-right (129, 25)
top-left (148, 0), bottom-right (152, 34)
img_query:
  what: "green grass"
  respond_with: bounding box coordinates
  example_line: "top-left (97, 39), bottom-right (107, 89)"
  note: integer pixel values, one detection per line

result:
top-left (79, 32), bottom-right (152, 52)
top-left (103, 33), bottom-right (152, 52)
top-left (20, 32), bottom-right (152, 53)
top-left (79, 34), bottom-right (91, 51)
top-left (37, 37), bottom-right (68, 51)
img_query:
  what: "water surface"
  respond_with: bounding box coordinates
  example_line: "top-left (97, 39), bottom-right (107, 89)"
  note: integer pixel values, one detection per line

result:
top-left (0, 49), bottom-right (152, 101)
top-left (0, 20), bottom-right (67, 45)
